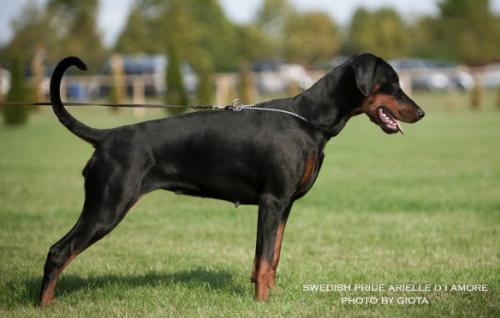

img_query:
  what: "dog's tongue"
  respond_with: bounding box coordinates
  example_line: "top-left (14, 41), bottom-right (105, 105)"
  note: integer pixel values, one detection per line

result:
top-left (396, 121), bottom-right (404, 135)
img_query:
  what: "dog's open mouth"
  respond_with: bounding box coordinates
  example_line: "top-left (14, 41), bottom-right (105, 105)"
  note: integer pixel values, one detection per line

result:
top-left (377, 107), bottom-right (404, 135)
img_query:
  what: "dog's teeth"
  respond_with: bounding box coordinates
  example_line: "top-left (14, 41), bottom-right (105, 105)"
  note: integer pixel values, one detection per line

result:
top-left (396, 121), bottom-right (405, 135)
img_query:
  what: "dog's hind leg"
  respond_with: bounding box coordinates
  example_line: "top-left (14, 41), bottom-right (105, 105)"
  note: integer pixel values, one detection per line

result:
top-left (39, 161), bottom-right (143, 306)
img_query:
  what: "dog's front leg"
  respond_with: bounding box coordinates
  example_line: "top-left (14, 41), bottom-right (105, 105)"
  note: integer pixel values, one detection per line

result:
top-left (269, 202), bottom-right (293, 288)
top-left (253, 194), bottom-right (290, 301)
top-left (251, 201), bottom-right (293, 288)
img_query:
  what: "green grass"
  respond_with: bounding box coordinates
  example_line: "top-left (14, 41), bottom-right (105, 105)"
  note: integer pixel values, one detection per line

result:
top-left (1, 91), bottom-right (499, 317)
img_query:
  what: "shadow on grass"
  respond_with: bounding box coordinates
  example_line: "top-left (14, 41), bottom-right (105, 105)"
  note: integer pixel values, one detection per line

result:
top-left (5, 267), bottom-right (246, 308)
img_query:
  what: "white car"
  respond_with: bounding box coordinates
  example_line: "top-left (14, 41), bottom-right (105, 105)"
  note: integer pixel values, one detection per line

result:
top-left (389, 58), bottom-right (474, 91)
top-left (0, 68), bottom-right (10, 96)
top-left (252, 61), bottom-right (313, 95)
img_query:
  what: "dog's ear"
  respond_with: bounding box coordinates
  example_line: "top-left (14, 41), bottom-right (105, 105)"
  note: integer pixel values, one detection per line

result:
top-left (350, 53), bottom-right (379, 96)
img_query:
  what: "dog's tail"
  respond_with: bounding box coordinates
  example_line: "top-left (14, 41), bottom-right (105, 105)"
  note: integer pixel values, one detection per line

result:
top-left (51, 56), bottom-right (109, 146)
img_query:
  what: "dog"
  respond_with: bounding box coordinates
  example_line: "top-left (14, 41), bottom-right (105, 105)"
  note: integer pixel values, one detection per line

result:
top-left (40, 53), bottom-right (424, 305)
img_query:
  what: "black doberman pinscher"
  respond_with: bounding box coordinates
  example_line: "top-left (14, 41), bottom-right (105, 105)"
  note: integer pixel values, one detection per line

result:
top-left (40, 53), bottom-right (424, 305)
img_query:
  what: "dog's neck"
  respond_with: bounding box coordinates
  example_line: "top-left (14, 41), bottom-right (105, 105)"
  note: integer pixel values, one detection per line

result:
top-left (265, 63), bottom-right (364, 138)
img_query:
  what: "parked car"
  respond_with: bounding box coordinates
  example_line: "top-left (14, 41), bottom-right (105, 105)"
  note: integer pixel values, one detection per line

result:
top-left (389, 58), bottom-right (474, 91)
top-left (0, 68), bottom-right (10, 96)
top-left (475, 64), bottom-right (500, 88)
top-left (252, 60), bottom-right (314, 95)
top-left (101, 54), bottom-right (198, 98)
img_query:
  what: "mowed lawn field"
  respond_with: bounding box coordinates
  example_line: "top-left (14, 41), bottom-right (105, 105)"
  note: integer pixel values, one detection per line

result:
top-left (1, 91), bottom-right (499, 317)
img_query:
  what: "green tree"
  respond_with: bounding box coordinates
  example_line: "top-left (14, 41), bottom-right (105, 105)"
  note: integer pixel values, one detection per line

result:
top-left (408, 16), bottom-right (439, 59)
top-left (283, 11), bottom-right (340, 65)
top-left (165, 45), bottom-right (188, 114)
top-left (192, 54), bottom-right (214, 105)
top-left (233, 25), bottom-right (273, 104)
top-left (2, 59), bottom-right (30, 125)
top-left (4, 0), bottom-right (106, 71)
top-left (46, 0), bottom-right (107, 70)
top-left (3, 3), bottom-right (56, 66)
top-left (115, 5), bottom-right (157, 54)
top-left (118, 0), bottom-right (246, 106)
top-left (255, 0), bottom-right (340, 65)
top-left (431, 0), bottom-right (500, 64)
top-left (116, 0), bottom-right (241, 71)
top-left (256, 0), bottom-right (294, 38)
top-left (348, 8), bottom-right (409, 59)
top-left (109, 55), bottom-right (125, 112)
top-left (234, 24), bottom-right (276, 63)
top-left (255, 0), bottom-right (294, 58)
top-left (115, 0), bottom-right (166, 54)
top-left (237, 62), bottom-right (255, 104)
top-left (184, 0), bottom-right (239, 71)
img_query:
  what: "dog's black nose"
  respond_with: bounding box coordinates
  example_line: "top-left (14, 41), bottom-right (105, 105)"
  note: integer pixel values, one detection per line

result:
top-left (416, 108), bottom-right (425, 119)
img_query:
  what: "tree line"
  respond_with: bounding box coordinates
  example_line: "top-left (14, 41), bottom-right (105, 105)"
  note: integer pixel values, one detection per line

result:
top-left (2, 0), bottom-right (500, 72)
top-left (1, 0), bottom-right (500, 124)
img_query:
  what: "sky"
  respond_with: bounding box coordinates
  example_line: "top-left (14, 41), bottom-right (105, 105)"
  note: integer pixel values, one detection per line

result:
top-left (1, 0), bottom-right (500, 47)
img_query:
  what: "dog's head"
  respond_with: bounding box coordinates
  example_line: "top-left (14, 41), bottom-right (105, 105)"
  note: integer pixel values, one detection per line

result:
top-left (349, 53), bottom-right (425, 134)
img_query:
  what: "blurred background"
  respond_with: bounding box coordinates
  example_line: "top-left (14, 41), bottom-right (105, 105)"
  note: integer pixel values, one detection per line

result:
top-left (1, 2), bottom-right (500, 315)
top-left (0, 0), bottom-right (500, 123)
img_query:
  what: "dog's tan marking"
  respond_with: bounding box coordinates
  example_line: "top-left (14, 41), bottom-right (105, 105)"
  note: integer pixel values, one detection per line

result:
top-left (269, 222), bottom-right (285, 288)
top-left (255, 259), bottom-right (273, 301)
top-left (40, 253), bottom-right (78, 306)
top-left (300, 154), bottom-right (317, 188)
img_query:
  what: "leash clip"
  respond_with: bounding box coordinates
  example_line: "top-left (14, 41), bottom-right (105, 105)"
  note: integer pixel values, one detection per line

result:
top-left (227, 99), bottom-right (243, 111)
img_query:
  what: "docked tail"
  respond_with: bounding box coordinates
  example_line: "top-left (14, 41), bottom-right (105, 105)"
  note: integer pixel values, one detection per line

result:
top-left (50, 57), bottom-right (109, 145)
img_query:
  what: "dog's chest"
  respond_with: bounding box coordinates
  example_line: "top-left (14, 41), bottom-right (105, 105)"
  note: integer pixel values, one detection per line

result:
top-left (295, 151), bottom-right (324, 197)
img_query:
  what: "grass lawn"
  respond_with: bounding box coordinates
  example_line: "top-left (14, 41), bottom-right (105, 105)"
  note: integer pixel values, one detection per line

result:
top-left (0, 91), bottom-right (499, 317)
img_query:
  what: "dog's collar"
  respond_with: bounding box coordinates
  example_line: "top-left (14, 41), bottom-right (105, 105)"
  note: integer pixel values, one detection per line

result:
top-left (230, 105), bottom-right (310, 123)
top-left (225, 99), bottom-right (327, 134)
top-left (226, 99), bottom-right (311, 123)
